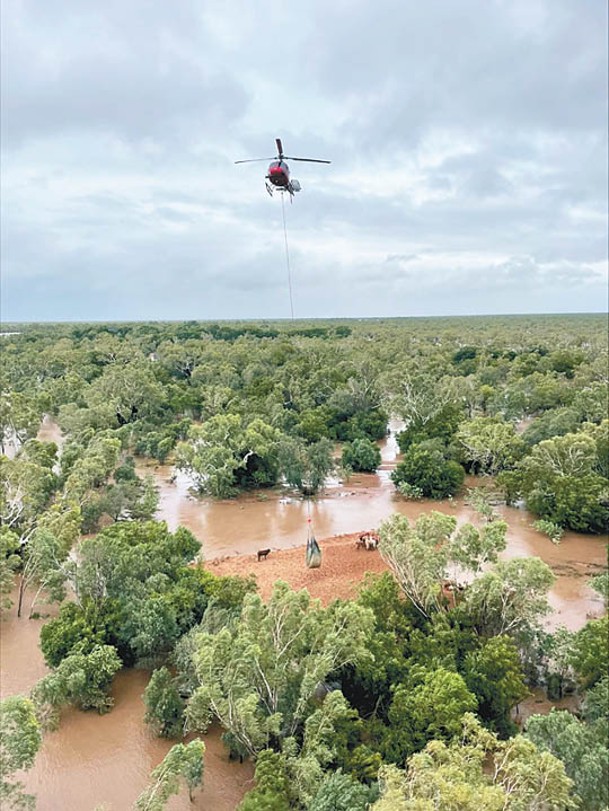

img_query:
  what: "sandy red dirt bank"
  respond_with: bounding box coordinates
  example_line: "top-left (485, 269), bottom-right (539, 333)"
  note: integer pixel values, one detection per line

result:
top-left (206, 531), bottom-right (388, 603)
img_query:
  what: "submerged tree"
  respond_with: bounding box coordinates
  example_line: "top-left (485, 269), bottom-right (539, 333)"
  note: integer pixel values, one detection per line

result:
top-left (0, 696), bottom-right (42, 811)
top-left (134, 739), bottom-right (205, 809)
top-left (278, 437), bottom-right (335, 495)
top-left (32, 644), bottom-right (122, 727)
top-left (143, 667), bottom-right (185, 739)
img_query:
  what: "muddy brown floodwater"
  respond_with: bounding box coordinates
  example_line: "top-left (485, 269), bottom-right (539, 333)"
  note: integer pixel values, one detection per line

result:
top-left (135, 419), bottom-right (607, 630)
top-left (0, 589), bottom-right (254, 810)
top-left (1, 418), bottom-right (606, 810)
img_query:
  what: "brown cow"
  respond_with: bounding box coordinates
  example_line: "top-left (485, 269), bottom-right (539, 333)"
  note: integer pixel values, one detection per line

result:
top-left (257, 548), bottom-right (271, 561)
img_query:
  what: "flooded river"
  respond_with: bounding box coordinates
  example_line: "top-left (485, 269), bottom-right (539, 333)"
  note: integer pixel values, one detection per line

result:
top-left (1, 418), bottom-right (606, 809)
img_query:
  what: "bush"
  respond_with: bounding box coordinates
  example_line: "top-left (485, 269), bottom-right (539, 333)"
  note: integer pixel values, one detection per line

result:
top-left (533, 520), bottom-right (564, 544)
top-left (391, 443), bottom-right (465, 499)
top-left (341, 438), bottom-right (382, 473)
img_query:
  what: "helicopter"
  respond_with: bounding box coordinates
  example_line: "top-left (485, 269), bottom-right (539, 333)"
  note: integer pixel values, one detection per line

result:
top-left (235, 138), bottom-right (331, 199)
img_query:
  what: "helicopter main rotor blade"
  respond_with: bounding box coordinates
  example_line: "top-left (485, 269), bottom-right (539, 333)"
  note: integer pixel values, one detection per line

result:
top-left (234, 158), bottom-right (275, 164)
top-left (275, 138), bottom-right (283, 157)
top-left (285, 156), bottom-right (332, 164)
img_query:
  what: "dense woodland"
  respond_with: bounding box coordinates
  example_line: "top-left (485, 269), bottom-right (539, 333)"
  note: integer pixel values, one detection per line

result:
top-left (1, 315), bottom-right (608, 810)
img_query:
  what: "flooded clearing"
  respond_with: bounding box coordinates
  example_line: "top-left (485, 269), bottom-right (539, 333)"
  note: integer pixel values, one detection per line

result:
top-left (135, 419), bottom-right (606, 630)
top-left (1, 417), bottom-right (606, 809)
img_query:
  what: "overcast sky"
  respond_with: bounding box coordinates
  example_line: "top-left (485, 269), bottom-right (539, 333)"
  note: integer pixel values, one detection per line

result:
top-left (2, 0), bottom-right (608, 322)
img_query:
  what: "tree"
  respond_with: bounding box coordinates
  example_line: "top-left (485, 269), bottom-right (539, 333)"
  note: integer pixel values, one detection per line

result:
top-left (86, 362), bottom-right (165, 427)
top-left (378, 513), bottom-right (508, 617)
top-left (395, 401), bottom-right (463, 453)
top-left (379, 512), bottom-right (457, 617)
top-left (341, 438), bottom-right (381, 473)
top-left (278, 437), bottom-right (335, 495)
top-left (371, 714), bottom-right (574, 811)
top-left (383, 668), bottom-right (478, 763)
top-left (309, 770), bottom-right (373, 811)
top-left (504, 430), bottom-right (609, 533)
top-left (55, 521), bottom-right (204, 665)
top-left (0, 457), bottom-right (56, 540)
top-left (32, 644), bottom-right (122, 726)
top-left (526, 710), bottom-right (608, 810)
top-left (134, 740), bottom-right (205, 809)
top-left (62, 435), bottom-right (122, 506)
top-left (464, 557), bottom-right (555, 638)
top-left (589, 572), bottom-right (608, 606)
top-left (391, 442), bottom-right (464, 499)
top-left (582, 675), bottom-right (609, 730)
top-left (0, 392), bottom-right (41, 455)
top-left (281, 690), bottom-right (359, 807)
top-left (457, 416), bottom-right (525, 474)
top-left (493, 733), bottom-right (576, 810)
top-left (569, 616), bottom-right (608, 689)
top-left (0, 529), bottom-right (20, 613)
top-left (143, 667), bottom-right (185, 739)
top-left (464, 635), bottom-right (528, 736)
top-left (186, 582), bottom-right (374, 757)
top-left (390, 372), bottom-right (456, 436)
top-left (346, 572), bottom-right (418, 711)
top-left (16, 528), bottom-right (70, 619)
top-left (0, 696), bottom-right (42, 811)
top-left (176, 415), bottom-right (282, 497)
top-left (39, 599), bottom-right (116, 667)
top-left (237, 749), bottom-right (290, 811)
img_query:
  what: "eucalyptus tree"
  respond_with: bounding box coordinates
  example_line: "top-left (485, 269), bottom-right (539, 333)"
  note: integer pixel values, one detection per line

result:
top-left (278, 436), bottom-right (335, 495)
top-left (133, 740), bottom-right (205, 809)
top-left (176, 414), bottom-right (283, 497)
top-left (186, 582), bottom-right (374, 758)
top-left (456, 416), bottom-right (525, 474)
top-left (143, 667), bottom-right (185, 738)
top-left (378, 512), bottom-right (508, 618)
top-left (372, 714), bottom-right (575, 811)
top-left (0, 696), bottom-right (42, 811)
top-left (85, 361), bottom-right (166, 428)
top-left (31, 644), bottom-right (122, 726)
top-left (463, 557), bottom-right (554, 639)
top-left (501, 426), bottom-right (609, 532)
top-left (0, 392), bottom-right (41, 455)
top-left (526, 709), bottom-right (609, 811)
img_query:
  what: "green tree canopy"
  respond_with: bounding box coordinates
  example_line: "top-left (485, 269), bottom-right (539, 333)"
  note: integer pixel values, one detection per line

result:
top-left (186, 582), bottom-right (374, 757)
top-left (391, 443), bottom-right (465, 499)
top-left (526, 709), bottom-right (608, 811)
top-left (134, 739), bottom-right (205, 809)
top-left (0, 696), bottom-right (42, 811)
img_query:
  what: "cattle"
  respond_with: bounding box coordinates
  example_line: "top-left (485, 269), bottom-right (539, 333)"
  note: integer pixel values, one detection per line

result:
top-left (356, 532), bottom-right (379, 551)
top-left (256, 548), bottom-right (271, 561)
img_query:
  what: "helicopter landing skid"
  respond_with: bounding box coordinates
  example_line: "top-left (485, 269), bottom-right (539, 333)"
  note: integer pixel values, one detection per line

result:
top-left (265, 181), bottom-right (274, 197)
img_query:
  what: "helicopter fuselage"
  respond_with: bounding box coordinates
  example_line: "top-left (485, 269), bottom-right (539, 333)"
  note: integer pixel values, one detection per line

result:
top-left (267, 160), bottom-right (290, 188)
top-left (265, 160), bottom-right (300, 197)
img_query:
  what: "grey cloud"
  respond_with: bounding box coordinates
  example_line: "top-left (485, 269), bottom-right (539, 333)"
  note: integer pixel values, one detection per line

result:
top-left (2, 1), bottom-right (248, 148)
top-left (1, 0), bottom-right (606, 321)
